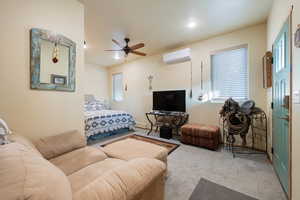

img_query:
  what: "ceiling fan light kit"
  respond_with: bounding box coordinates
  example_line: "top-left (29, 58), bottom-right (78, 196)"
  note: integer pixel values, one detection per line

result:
top-left (105, 38), bottom-right (147, 58)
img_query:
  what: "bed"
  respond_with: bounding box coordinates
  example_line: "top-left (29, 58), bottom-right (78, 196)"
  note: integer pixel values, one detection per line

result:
top-left (84, 97), bottom-right (135, 140)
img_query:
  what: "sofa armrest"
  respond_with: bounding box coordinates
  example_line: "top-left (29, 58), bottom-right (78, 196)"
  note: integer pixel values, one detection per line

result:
top-left (9, 134), bottom-right (43, 157)
top-left (34, 130), bottom-right (86, 160)
top-left (73, 158), bottom-right (166, 200)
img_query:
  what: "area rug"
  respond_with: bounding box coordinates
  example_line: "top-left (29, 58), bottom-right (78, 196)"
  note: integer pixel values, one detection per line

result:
top-left (100, 133), bottom-right (180, 155)
top-left (189, 178), bottom-right (259, 200)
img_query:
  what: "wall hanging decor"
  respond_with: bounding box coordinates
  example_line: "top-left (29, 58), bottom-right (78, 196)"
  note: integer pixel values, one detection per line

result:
top-left (189, 61), bottom-right (193, 98)
top-left (262, 51), bottom-right (272, 88)
top-left (52, 41), bottom-right (60, 63)
top-left (147, 75), bottom-right (154, 90)
top-left (295, 24), bottom-right (300, 48)
top-left (198, 61), bottom-right (204, 101)
top-left (30, 28), bottom-right (76, 92)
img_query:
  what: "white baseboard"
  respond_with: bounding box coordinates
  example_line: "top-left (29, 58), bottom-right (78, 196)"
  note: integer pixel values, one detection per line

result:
top-left (135, 121), bottom-right (149, 130)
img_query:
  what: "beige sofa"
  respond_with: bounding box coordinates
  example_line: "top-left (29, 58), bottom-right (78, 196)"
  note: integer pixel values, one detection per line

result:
top-left (0, 131), bottom-right (166, 200)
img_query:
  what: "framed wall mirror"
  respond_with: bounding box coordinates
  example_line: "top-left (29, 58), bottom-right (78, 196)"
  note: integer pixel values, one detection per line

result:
top-left (30, 28), bottom-right (76, 92)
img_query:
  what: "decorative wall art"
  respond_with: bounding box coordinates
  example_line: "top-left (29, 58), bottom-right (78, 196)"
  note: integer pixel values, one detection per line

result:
top-left (262, 51), bottom-right (272, 88)
top-left (147, 75), bottom-right (154, 90)
top-left (51, 74), bottom-right (67, 85)
top-left (30, 28), bottom-right (76, 92)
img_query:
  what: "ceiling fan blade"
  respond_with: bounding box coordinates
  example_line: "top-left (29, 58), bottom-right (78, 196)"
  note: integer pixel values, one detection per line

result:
top-left (131, 50), bottom-right (146, 56)
top-left (112, 39), bottom-right (122, 47)
top-left (129, 43), bottom-right (145, 50)
top-left (104, 49), bottom-right (122, 51)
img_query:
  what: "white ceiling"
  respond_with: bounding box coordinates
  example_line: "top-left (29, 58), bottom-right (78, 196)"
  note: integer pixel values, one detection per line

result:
top-left (80, 0), bottom-right (273, 67)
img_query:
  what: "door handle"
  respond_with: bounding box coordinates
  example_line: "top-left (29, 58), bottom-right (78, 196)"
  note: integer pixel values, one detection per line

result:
top-left (279, 115), bottom-right (290, 122)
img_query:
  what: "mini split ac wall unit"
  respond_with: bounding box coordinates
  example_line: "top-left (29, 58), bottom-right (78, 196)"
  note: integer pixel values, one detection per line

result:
top-left (163, 48), bottom-right (191, 65)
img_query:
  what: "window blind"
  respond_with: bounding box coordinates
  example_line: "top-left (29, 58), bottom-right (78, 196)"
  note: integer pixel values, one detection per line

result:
top-left (112, 73), bottom-right (124, 102)
top-left (211, 46), bottom-right (248, 101)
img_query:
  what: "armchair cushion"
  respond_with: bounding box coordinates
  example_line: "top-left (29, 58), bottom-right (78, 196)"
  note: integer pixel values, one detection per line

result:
top-left (34, 130), bottom-right (86, 159)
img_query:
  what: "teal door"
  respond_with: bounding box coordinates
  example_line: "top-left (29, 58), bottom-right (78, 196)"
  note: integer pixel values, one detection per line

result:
top-left (272, 18), bottom-right (290, 194)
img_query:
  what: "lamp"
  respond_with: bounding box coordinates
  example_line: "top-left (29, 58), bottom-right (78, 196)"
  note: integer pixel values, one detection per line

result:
top-left (0, 118), bottom-right (12, 145)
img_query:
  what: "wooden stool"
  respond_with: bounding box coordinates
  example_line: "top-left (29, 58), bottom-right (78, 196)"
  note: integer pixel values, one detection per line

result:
top-left (181, 124), bottom-right (220, 150)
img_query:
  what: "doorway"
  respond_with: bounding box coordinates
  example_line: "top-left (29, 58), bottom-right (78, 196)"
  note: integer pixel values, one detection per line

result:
top-left (272, 17), bottom-right (291, 195)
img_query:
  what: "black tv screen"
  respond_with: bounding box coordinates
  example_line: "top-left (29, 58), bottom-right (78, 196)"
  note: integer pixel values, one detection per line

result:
top-left (153, 90), bottom-right (186, 112)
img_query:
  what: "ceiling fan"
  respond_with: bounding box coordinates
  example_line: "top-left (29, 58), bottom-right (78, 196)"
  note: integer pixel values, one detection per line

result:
top-left (105, 38), bottom-right (146, 57)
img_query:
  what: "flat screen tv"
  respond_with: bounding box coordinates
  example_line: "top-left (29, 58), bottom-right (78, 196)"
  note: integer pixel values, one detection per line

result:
top-left (153, 90), bottom-right (186, 112)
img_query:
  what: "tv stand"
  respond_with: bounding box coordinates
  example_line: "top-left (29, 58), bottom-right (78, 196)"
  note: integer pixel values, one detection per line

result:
top-left (145, 111), bottom-right (189, 136)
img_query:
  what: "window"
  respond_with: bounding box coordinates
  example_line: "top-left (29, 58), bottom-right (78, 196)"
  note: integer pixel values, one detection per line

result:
top-left (275, 34), bottom-right (286, 72)
top-left (112, 73), bottom-right (124, 102)
top-left (211, 46), bottom-right (248, 101)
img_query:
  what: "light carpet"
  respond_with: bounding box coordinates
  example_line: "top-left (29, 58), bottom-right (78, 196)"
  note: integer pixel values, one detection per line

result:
top-left (165, 141), bottom-right (286, 200)
top-left (90, 129), bottom-right (286, 200)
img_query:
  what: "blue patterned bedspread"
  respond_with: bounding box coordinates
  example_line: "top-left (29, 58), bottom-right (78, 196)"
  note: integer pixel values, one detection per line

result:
top-left (84, 110), bottom-right (136, 138)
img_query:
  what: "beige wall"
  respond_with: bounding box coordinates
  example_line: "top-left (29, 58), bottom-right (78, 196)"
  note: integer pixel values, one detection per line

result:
top-left (108, 24), bottom-right (267, 132)
top-left (84, 64), bottom-right (109, 100)
top-left (267, 0), bottom-right (300, 199)
top-left (0, 0), bottom-right (85, 140)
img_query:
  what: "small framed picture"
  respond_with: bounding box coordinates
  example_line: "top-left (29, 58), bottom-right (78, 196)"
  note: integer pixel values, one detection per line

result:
top-left (51, 74), bottom-right (67, 85)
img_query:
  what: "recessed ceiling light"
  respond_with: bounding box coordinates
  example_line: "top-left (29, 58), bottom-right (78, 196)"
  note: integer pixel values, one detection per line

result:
top-left (114, 54), bottom-right (121, 60)
top-left (187, 21), bottom-right (197, 29)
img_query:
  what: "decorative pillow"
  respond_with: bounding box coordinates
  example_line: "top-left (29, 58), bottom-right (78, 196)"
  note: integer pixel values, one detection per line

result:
top-left (84, 99), bottom-right (110, 111)
top-left (84, 94), bottom-right (96, 102)
top-left (84, 104), bottom-right (94, 112)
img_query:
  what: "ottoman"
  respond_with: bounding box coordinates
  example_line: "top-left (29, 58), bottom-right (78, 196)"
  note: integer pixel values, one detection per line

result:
top-left (181, 124), bottom-right (220, 150)
top-left (102, 138), bottom-right (168, 164)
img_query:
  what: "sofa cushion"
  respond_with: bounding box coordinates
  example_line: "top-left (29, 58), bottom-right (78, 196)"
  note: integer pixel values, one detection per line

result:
top-left (102, 138), bottom-right (168, 163)
top-left (72, 158), bottom-right (166, 200)
top-left (0, 143), bottom-right (72, 200)
top-left (68, 158), bottom-right (126, 194)
top-left (50, 146), bottom-right (108, 176)
top-left (34, 130), bottom-right (86, 159)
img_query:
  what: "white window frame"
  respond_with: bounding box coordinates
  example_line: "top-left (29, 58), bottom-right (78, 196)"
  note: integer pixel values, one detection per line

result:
top-left (210, 44), bottom-right (249, 103)
top-left (112, 72), bottom-right (124, 102)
